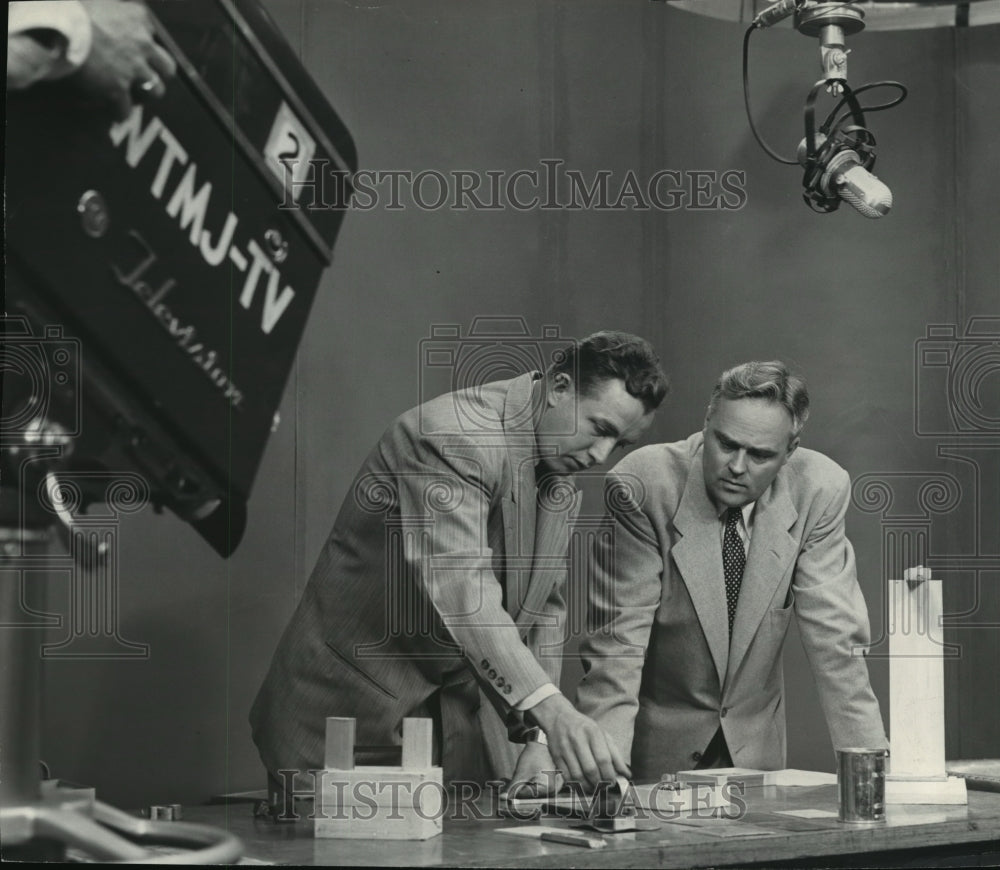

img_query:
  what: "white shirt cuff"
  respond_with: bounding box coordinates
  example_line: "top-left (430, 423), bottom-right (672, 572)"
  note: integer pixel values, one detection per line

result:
top-left (9, 1), bottom-right (93, 76)
top-left (515, 682), bottom-right (560, 712)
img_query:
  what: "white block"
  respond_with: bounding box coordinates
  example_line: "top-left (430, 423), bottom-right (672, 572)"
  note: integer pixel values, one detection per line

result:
top-left (402, 718), bottom-right (434, 769)
top-left (314, 766), bottom-right (445, 840)
top-left (885, 775), bottom-right (968, 805)
top-left (885, 568), bottom-right (968, 806)
top-left (324, 717), bottom-right (356, 770)
top-left (888, 574), bottom-right (946, 779)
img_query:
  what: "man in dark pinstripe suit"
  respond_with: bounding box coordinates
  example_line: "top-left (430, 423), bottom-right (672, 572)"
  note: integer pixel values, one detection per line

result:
top-left (250, 331), bottom-right (668, 794)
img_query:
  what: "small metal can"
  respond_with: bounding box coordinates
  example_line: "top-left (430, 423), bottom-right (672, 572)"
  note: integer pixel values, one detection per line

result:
top-left (837, 748), bottom-right (887, 824)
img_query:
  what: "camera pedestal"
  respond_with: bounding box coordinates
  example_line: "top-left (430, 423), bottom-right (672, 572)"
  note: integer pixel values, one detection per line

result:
top-left (885, 567), bottom-right (967, 805)
top-left (0, 521), bottom-right (243, 861)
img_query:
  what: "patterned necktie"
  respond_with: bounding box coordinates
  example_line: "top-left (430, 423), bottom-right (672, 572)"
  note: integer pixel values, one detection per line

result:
top-left (723, 508), bottom-right (746, 638)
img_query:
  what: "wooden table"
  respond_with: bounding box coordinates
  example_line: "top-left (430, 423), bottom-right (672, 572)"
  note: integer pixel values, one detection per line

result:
top-left (187, 785), bottom-right (1000, 867)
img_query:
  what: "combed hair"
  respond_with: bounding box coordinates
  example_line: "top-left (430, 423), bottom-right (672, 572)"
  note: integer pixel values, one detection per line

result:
top-left (708, 360), bottom-right (810, 436)
top-left (550, 331), bottom-right (669, 412)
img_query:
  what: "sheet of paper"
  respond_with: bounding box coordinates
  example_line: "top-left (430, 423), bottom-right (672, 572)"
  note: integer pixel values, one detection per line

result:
top-left (769, 770), bottom-right (838, 787)
top-left (660, 818), bottom-right (774, 838)
top-left (774, 808), bottom-right (839, 819)
top-left (742, 812), bottom-right (838, 833)
top-left (497, 825), bottom-right (583, 839)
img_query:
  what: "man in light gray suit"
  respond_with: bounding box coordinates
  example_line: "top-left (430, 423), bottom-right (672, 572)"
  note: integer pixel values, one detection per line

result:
top-left (251, 331), bottom-right (668, 795)
top-left (575, 361), bottom-right (887, 784)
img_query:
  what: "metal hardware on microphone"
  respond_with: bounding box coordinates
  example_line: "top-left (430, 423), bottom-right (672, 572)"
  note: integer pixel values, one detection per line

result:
top-left (832, 154), bottom-right (891, 217)
top-left (752, 0), bottom-right (806, 30)
top-left (743, 1), bottom-right (907, 217)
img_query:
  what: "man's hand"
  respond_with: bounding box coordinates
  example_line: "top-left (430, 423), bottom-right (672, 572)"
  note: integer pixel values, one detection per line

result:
top-left (77, 0), bottom-right (177, 119)
top-left (528, 693), bottom-right (630, 792)
top-left (504, 742), bottom-right (563, 799)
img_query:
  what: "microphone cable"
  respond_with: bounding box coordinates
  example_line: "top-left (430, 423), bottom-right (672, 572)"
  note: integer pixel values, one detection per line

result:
top-left (741, 15), bottom-right (908, 212)
top-left (742, 23), bottom-right (798, 165)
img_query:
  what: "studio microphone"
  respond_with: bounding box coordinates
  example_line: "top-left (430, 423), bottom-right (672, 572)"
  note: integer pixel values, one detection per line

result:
top-left (835, 154), bottom-right (892, 218)
top-left (798, 136), bottom-right (893, 218)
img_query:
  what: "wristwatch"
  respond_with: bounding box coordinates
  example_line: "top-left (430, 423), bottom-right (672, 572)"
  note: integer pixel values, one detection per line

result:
top-left (523, 727), bottom-right (549, 746)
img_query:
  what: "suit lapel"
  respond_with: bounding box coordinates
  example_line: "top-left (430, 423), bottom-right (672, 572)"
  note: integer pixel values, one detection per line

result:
top-left (502, 458), bottom-right (537, 621)
top-left (499, 374), bottom-right (540, 622)
top-left (496, 372), bottom-right (582, 631)
top-left (515, 476), bottom-right (581, 632)
top-left (670, 452), bottom-right (730, 687)
top-left (726, 476), bottom-right (798, 683)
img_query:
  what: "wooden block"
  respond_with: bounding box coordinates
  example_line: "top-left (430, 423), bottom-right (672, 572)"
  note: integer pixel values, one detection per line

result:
top-left (402, 718), bottom-right (433, 769)
top-left (324, 717), bottom-right (356, 770)
top-left (315, 765), bottom-right (445, 839)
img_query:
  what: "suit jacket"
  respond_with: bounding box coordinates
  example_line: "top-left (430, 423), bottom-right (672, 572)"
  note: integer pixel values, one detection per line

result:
top-left (250, 374), bottom-right (580, 785)
top-left (576, 433), bottom-right (887, 783)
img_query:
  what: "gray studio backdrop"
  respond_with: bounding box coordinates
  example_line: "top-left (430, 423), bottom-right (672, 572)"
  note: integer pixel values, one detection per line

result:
top-left (31, 1), bottom-right (999, 807)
